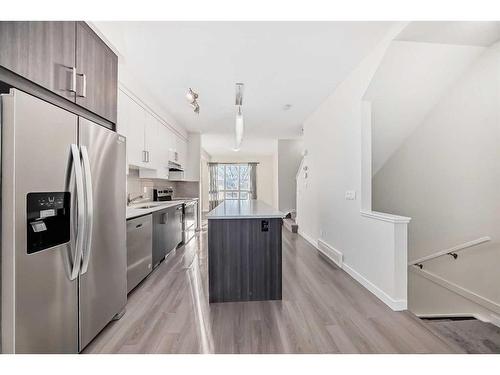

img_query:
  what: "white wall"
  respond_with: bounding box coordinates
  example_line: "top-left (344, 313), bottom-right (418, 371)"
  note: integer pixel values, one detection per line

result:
top-left (297, 23), bottom-right (411, 310)
top-left (373, 43), bottom-right (500, 318)
top-left (200, 149), bottom-right (211, 212)
top-left (210, 154), bottom-right (278, 208)
top-left (277, 139), bottom-right (303, 213)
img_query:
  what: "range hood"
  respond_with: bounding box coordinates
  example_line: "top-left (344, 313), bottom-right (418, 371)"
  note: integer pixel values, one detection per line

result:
top-left (168, 161), bottom-right (184, 172)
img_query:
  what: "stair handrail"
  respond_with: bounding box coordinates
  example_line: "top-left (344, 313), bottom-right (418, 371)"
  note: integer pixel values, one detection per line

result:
top-left (409, 236), bottom-right (491, 268)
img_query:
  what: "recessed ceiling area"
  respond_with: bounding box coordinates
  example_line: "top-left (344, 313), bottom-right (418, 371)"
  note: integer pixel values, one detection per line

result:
top-left (367, 21), bottom-right (500, 175)
top-left (396, 21), bottom-right (500, 46)
top-left (93, 21), bottom-right (395, 154)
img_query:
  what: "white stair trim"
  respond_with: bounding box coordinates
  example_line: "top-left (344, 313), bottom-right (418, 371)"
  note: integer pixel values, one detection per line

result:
top-left (410, 265), bottom-right (500, 315)
top-left (360, 210), bottom-right (411, 224)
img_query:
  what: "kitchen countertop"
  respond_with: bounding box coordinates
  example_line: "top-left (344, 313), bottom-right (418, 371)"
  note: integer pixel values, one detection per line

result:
top-left (206, 200), bottom-right (284, 220)
top-left (126, 198), bottom-right (198, 220)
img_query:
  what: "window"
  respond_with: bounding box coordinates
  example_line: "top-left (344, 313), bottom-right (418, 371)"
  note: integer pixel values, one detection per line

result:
top-left (217, 164), bottom-right (251, 201)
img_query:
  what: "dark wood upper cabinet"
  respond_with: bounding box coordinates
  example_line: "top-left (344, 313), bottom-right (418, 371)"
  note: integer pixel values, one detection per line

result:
top-left (0, 21), bottom-right (118, 125)
top-left (76, 22), bottom-right (118, 124)
top-left (0, 21), bottom-right (76, 102)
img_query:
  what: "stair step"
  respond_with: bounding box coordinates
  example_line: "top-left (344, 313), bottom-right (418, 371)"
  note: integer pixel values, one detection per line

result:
top-left (283, 218), bottom-right (298, 233)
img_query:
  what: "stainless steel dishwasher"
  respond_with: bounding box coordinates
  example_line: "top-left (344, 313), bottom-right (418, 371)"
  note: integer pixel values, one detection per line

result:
top-left (126, 215), bottom-right (153, 294)
top-left (152, 204), bottom-right (183, 269)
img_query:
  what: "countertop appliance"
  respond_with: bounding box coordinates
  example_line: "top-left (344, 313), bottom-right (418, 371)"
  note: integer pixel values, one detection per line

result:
top-left (152, 204), bottom-right (183, 268)
top-left (1, 89), bottom-right (127, 353)
top-left (126, 215), bottom-right (153, 293)
top-left (153, 188), bottom-right (174, 201)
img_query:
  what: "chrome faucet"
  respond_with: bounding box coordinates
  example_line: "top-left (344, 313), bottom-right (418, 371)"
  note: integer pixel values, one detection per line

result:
top-left (127, 193), bottom-right (145, 206)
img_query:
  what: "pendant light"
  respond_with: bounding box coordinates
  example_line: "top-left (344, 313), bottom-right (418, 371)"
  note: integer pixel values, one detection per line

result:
top-left (234, 83), bottom-right (244, 151)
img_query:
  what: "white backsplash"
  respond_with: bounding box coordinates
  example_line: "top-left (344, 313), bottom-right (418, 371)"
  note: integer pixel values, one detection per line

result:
top-left (127, 168), bottom-right (200, 201)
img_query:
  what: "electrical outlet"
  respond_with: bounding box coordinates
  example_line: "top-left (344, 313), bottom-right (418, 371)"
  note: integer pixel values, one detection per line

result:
top-left (345, 190), bottom-right (356, 200)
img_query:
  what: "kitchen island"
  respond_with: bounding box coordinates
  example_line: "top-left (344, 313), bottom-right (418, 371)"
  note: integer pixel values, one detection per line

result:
top-left (207, 200), bottom-right (284, 303)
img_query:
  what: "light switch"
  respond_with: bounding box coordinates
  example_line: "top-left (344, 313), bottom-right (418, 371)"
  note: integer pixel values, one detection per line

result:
top-left (345, 190), bottom-right (356, 200)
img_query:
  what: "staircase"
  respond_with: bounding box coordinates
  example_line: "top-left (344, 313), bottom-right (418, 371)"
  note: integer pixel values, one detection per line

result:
top-left (408, 236), bottom-right (500, 328)
top-left (283, 210), bottom-right (298, 233)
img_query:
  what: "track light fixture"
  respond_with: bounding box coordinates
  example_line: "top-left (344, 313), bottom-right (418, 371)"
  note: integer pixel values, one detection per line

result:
top-left (186, 88), bottom-right (200, 114)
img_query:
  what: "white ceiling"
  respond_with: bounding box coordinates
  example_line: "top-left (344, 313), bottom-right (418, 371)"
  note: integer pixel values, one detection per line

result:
top-left (94, 21), bottom-right (394, 155)
top-left (202, 134), bottom-right (277, 156)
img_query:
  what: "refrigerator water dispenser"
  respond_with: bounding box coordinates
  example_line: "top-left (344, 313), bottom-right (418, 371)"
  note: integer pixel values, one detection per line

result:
top-left (26, 192), bottom-right (70, 254)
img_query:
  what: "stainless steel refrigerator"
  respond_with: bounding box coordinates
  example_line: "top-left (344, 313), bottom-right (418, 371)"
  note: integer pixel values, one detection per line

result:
top-left (1, 89), bottom-right (127, 353)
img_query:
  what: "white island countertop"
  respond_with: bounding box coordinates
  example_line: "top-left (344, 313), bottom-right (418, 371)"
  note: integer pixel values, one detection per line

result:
top-left (206, 200), bottom-right (284, 220)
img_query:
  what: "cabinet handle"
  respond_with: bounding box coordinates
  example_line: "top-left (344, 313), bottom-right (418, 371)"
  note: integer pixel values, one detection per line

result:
top-left (77, 73), bottom-right (87, 98)
top-left (70, 67), bottom-right (77, 93)
top-left (160, 213), bottom-right (168, 224)
top-left (147, 151), bottom-right (150, 163)
top-left (136, 223), bottom-right (143, 229)
top-left (142, 151), bottom-right (147, 163)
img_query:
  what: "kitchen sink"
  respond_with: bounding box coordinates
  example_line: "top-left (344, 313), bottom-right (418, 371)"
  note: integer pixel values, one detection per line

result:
top-left (135, 204), bottom-right (158, 209)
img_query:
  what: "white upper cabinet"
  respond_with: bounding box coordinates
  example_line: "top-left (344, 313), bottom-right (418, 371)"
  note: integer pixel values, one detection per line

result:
top-left (157, 124), bottom-right (171, 177)
top-left (175, 136), bottom-right (187, 168)
top-left (143, 111), bottom-right (159, 169)
top-left (118, 90), bottom-right (147, 169)
top-left (117, 86), bottom-right (197, 181)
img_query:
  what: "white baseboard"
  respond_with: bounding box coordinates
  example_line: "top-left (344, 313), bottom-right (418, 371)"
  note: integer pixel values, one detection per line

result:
top-left (298, 231), bottom-right (407, 311)
top-left (317, 239), bottom-right (343, 268)
top-left (342, 263), bottom-right (407, 311)
top-left (298, 229), bottom-right (318, 248)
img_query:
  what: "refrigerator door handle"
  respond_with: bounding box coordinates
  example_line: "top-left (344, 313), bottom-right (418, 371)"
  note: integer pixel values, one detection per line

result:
top-left (80, 145), bottom-right (94, 275)
top-left (70, 144), bottom-right (85, 280)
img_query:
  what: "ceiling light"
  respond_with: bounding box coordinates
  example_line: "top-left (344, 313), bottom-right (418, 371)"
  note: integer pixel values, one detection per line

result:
top-left (235, 106), bottom-right (244, 149)
top-left (235, 83), bottom-right (244, 106)
top-left (186, 88), bottom-right (198, 103)
top-left (234, 83), bottom-right (245, 149)
top-left (186, 88), bottom-right (200, 114)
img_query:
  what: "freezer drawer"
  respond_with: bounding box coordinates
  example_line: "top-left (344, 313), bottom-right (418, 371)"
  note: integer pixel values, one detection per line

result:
top-left (126, 215), bottom-right (153, 293)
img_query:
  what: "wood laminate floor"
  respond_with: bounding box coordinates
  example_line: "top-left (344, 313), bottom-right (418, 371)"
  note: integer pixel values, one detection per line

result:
top-left (84, 228), bottom-right (463, 354)
top-left (424, 318), bottom-right (500, 354)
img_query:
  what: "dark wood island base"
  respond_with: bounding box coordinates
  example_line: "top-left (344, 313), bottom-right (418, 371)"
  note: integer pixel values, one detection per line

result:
top-left (207, 201), bottom-right (284, 303)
